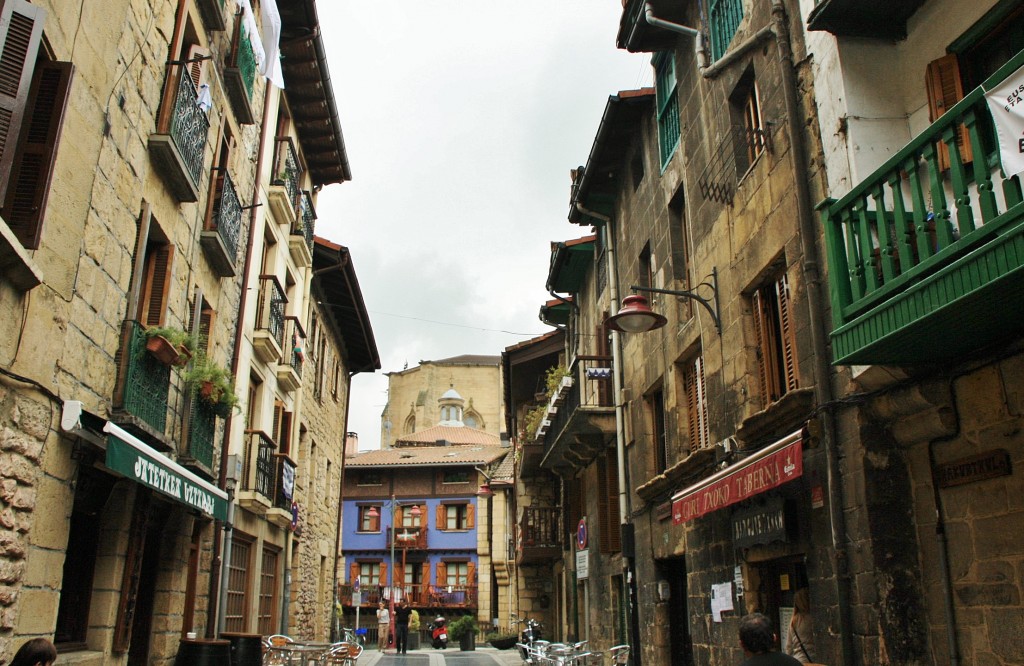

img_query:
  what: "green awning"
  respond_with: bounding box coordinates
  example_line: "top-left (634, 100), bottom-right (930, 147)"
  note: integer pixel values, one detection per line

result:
top-left (546, 239), bottom-right (595, 294)
top-left (104, 422), bottom-right (229, 520)
top-left (540, 300), bottom-right (571, 326)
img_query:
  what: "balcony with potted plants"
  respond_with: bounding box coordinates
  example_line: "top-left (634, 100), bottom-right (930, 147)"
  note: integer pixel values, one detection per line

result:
top-left (148, 62), bottom-right (210, 202)
top-left (538, 356), bottom-right (615, 474)
top-left (269, 137), bottom-right (303, 226)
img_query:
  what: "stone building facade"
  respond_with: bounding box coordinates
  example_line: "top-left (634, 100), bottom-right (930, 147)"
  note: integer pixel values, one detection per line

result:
top-left (0, 0), bottom-right (374, 662)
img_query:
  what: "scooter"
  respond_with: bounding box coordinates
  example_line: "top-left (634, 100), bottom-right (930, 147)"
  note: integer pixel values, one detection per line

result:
top-left (430, 616), bottom-right (448, 649)
top-left (517, 618), bottom-right (543, 663)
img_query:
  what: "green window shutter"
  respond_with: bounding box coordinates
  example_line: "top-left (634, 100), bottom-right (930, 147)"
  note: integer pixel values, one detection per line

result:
top-left (709, 0), bottom-right (744, 62)
top-left (654, 52), bottom-right (679, 169)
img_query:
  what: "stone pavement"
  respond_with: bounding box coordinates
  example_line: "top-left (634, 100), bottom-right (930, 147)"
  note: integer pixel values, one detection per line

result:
top-left (358, 645), bottom-right (522, 666)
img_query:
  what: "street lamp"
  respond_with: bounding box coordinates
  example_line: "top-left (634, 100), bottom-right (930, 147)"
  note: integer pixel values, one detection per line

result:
top-left (367, 498), bottom-right (421, 651)
top-left (606, 268), bottom-right (722, 334)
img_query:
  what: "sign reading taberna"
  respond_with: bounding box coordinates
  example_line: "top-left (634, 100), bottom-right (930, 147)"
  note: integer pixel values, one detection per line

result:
top-left (103, 423), bottom-right (229, 521)
top-left (672, 430), bottom-right (803, 525)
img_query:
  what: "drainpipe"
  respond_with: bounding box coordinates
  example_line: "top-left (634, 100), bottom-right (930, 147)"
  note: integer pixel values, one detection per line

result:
top-left (628, 3), bottom-right (706, 69)
top-left (575, 202), bottom-right (641, 666)
top-left (332, 371), bottom-right (355, 642)
top-left (210, 76), bottom-right (276, 637)
top-left (769, 1), bottom-right (855, 664)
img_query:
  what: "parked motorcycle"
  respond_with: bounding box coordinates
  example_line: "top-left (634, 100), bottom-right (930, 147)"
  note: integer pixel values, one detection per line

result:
top-left (517, 618), bottom-right (543, 662)
top-left (430, 616), bottom-right (448, 649)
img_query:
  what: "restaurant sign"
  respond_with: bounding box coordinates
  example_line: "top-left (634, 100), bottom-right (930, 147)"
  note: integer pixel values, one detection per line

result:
top-left (673, 431), bottom-right (803, 525)
top-left (732, 497), bottom-right (788, 549)
top-left (104, 425), bottom-right (229, 521)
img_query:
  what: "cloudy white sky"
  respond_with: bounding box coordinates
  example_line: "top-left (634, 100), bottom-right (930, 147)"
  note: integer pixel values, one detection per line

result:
top-left (311, 3), bottom-right (650, 449)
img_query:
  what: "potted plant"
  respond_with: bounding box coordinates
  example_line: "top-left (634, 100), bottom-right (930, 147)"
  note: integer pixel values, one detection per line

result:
top-left (486, 633), bottom-right (519, 650)
top-left (183, 353), bottom-right (239, 416)
top-left (142, 325), bottom-right (195, 367)
top-left (407, 609), bottom-right (421, 650)
top-left (447, 615), bottom-right (478, 651)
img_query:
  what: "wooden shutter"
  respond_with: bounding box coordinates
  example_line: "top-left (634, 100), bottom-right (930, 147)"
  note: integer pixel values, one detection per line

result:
top-left (466, 562), bottom-right (476, 585)
top-left (419, 504), bottom-right (427, 527)
top-left (465, 503), bottom-right (475, 529)
top-left (751, 287), bottom-right (772, 404)
top-left (776, 274), bottom-right (799, 393)
top-left (3, 60), bottom-right (72, 249)
top-left (379, 561), bottom-right (387, 585)
top-left (684, 361), bottom-right (699, 453)
top-left (189, 299), bottom-right (215, 355)
top-left (349, 562), bottom-right (359, 585)
top-left (421, 563), bottom-right (430, 593)
top-left (436, 504), bottom-right (447, 531)
top-left (139, 243), bottom-right (173, 326)
top-left (279, 411), bottom-right (292, 456)
top-left (0, 0), bottom-right (44, 205)
top-left (272, 401), bottom-right (284, 446)
top-left (926, 53), bottom-right (972, 170)
top-left (435, 562), bottom-right (446, 586)
top-left (186, 44), bottom-right (210, 90)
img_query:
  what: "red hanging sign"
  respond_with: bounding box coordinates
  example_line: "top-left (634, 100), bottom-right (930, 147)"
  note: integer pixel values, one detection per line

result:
top-left (672, 437), bottom-right (803, 525)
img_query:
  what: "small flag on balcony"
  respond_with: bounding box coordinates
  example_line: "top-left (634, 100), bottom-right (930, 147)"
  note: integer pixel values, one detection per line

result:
top-left (985, 60), bottom-right (1024, 177)
top-left (586, 367), bottom-right (612, 380)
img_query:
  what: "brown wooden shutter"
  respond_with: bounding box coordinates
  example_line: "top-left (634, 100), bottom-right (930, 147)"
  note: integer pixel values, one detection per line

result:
top-left (435, 562), bottom-right (446, 586)
top-left (189, 300), bottom-right (215, 355)
top-left (3, 60), bottom-right (73, 249)
top-left (272, 401), bottom-right (284, 446)
top-left (419, 504), bottom-right (427, 527)
top-left (466, 562), bottom-right (476, 585)
top-left (140, 243), bottom-right (173, 326)
top-left (0, 0), bottom-right (44, 205)
top-left (776, 274), bottom-right (799, 392)
top-left (684, 361), bottom-right (699, 453)
top-left (379, 561), bottom-right (387, 585)
top-left (350, 562), bottom-right (359, 585)
top-left (436, 504), bottom-right (447, 531)
top-left (466, 503), bottom-right (475, 529)
top-left (926, 53), bottom-right (972, 169)
top-left (751, 287), bottom-right (772, 404)
top-left (186, 44), bottom-right (210, 91)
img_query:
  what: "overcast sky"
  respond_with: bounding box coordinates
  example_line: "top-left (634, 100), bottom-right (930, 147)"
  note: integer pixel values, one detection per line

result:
top-left (311, 3), bottom-right (650, 449)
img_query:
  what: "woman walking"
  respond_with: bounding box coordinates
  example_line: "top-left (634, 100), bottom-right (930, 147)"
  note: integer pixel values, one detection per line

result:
top-left (377, 602), bottom-right (391, 652)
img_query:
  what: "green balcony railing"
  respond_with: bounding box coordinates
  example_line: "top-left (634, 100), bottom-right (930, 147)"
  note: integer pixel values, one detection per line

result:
top-left (273, 137), bottom-right (302, 217)
top-left (297, 191), bottom-right (316, 254)
top-left (188, 396), bottom-right (217, 470)
top-left (169, 66), bottom-right (210, 189)
top-left (230, 16), bottom-right (257, 100)
top-left (213, 169), bottom-right (243, 264)
top-left (820, 48), bottom-right (1024, 365)
top-left (119, 320), bottom-right (171, 433)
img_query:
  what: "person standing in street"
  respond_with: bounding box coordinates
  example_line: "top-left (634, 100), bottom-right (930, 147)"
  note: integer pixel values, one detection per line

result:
top-left (786, 589), bottom-right (815, 663)
top-left (377, 602), bottom-right (391, 652)
top-left (738, 613), bottom-right (802, 666)
top-left (395, 598), bottom-right (413, 654)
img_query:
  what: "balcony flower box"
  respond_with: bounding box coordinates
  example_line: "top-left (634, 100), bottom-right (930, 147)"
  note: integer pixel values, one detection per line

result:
top-left (143, 326), bottom-right (195, 367)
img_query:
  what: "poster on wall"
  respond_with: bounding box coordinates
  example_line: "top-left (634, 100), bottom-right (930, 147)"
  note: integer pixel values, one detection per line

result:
top-left (710, 582), bottom-right (734, 622)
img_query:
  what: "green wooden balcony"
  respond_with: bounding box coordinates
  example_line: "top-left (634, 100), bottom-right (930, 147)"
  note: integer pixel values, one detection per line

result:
top-left (184, 395), bottom-right (217, 474)
top-left (113, 320), bottom-right (171, 448)
top-left (224, 10), bottom-right (257, 124)
top-left (820, 49), bottom-right (1024, 365)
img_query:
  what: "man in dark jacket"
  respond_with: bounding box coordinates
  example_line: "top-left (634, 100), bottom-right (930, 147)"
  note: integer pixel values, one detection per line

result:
top-left (395, 599), bottom-right (413, 654)
top-left (739, 613), bottom-right (801, 665)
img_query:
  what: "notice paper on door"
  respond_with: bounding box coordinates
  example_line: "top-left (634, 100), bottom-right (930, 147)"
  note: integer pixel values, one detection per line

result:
top-left (710, 582), bottom-right (734, 622)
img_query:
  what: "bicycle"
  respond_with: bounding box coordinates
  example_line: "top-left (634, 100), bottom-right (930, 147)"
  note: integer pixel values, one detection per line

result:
top-left (341, 626), bottom-right (364, 646)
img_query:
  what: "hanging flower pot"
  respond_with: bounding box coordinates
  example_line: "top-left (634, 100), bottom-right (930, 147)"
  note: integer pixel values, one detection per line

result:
top-left (143, 326), bottom-right (196, 367)
top-left (146, 334), bottom-right (181, 365)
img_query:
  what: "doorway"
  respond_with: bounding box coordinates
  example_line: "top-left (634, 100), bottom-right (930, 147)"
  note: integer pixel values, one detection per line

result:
top-left (656, 556), bottom-right (693, 666)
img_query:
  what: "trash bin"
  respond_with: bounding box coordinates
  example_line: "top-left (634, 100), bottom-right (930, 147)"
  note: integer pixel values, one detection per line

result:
top-left (174, 638), bottom-right (231, 666)
top-left (220, 632), bottom-right (263, 666)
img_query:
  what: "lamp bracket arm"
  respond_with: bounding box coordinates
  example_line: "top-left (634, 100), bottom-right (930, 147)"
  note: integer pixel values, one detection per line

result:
top-left (629, 268), bottom-right (721, 333)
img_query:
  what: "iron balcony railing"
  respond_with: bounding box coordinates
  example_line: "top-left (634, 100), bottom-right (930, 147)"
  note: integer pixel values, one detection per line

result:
top-left (297, 190), bottom-right (316, 253)
top-left (168, 65), bottom-right (209, 189)
top-left (338, 583), bottom-right (478, 609)
top-left (284, 315), bottom-right (305, 378)
top-left (387, 526), bottom-right (428, 549)
top-left (819, 47), bottom-right (1024, 362)
top-left (273, 454), bottom-right (296, 512)
top-left (543, 355), bottom-right (614, 449)
top-left (255, 275), bottom-right (287, 350)
top-left (520, 507), bottom-right (560, 549)
top-left (243, 430), bottom-right (276, 501)
top-left (116, 320), bottom-right (171, 434)
top-left (187, 395), bottom-right (217, 470)
top-left (211, 169), bottom-right (242, 264)
top-left (273, 137), bottom-right (302, 218)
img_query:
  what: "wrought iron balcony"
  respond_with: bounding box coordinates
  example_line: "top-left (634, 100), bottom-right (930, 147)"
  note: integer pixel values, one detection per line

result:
top-left (517, 507), bottom-right (561, 565)
top-left (112, 320), bottom-right (172, 450)
top-left (201, 168), bottom-right (243, 277)
top-left (224, 10), bottom-right (256, 124)
top-left (253, 275), bottom-right (287, 363)
top-left (289, 191), bottom-right (316, 268)
top-left (240, 430), bottom-right (276, 510)
top-left (338, 583), bottom-right (478, 610)
top-left (148, 64), bottom-right (210, 202)
top-left (387, 526), bottom-right (428, 549)
top-left (184, 395), bottom-right (217, 473)
top-left (277, 316), bottom-right (304, 392)
top-left (539, 355), bottom-right (615, 474)
top-left (269, 454), bottom-right (296, 528)
top-left (820, 48), bottom-right (1024, 366)
top-left (269, 137), bottom-right (303, 225)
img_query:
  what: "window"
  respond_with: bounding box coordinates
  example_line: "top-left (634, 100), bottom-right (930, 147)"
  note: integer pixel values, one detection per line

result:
top-left (356, 561), bottom-right (383, 588)
top-left (257, 546), bottom-right (279, 636)
top-left (667, 186), bottom-right (692, 305)
top-left (709, 0), bottom-right (744, 62)
top-left (678, 354), bottom-right (710, 452)
top-left (404, 414), bottom-right (415, 434)
top-left (188, 297), bottom-right (216, 356)
top-left (437, 502), bottom-right (474, 531)
top-left (631, 145), bottom-right (645, 190)
top-left (730, 68), bottom-right (765, 176)
top-left (442, 561), bottom-right (471, 586)
top-left (137, 222), bottom-right (174, 328)
top-left (649, 388), bottom-right (668, 473)
top-left (224, 533), bottom-right (252, 633)
top-left (332, 358), bottom-right (341, 401)
top-left (399, 505), bottom-right (423, 528)
top-left (751, 271), bottom-right (798, 406)
top-left (358, 505), bottom-right (381, 533)
top-left (596, 456), bottom-right (621, 553)
top-left (0, 0), bottom-right (73, 251)
top-left (443, 470), bottom-right (470, 484)
top-left (272, 400), bottom-right (292, 455)
top-left (463, 409), bottom-right (482, 429)
top-left (357, 472), bottom-right (382, 486)
top-left (654, 52), bottom-right (680, 169)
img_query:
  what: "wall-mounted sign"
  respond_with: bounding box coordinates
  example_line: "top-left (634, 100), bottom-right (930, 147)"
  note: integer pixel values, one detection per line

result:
top-left (731, 497), bottom-right (788, 549)
top-left (576, 549), bottom-right (589, 580)
top-left (937, 449), bottom-right (1011, 488)
top-left (577, 518), bottom-right (588, 550)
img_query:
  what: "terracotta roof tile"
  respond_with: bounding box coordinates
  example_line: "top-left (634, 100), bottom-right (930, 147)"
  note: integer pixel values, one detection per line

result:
top-left (346, 443), bottom-right (509, 468)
